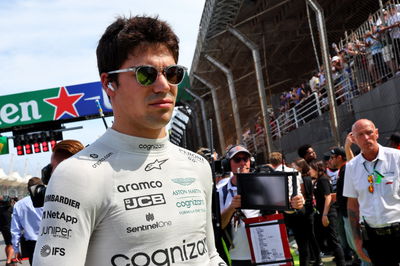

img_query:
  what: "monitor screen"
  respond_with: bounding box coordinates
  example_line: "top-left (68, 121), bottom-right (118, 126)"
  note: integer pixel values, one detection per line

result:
top-left (237, 172), bottom-right (293, 211)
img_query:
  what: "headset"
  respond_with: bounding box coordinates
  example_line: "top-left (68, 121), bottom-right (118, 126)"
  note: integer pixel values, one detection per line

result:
top-left (221, 144), bottom-right (256, 172)
top-left (107, 82), bottom-right (116, 91)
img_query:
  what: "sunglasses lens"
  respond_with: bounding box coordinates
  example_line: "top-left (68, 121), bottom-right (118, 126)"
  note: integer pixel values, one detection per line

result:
top-left (233, 157), bottom-right (249, 163)
top-left (165, 66), bottom-right (185, 85)
top-left (136, 66), bottom-right (158, 86)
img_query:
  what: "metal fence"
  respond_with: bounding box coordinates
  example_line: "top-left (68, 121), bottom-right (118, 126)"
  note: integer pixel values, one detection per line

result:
top-left (242, 2), bottom-right (400, 155)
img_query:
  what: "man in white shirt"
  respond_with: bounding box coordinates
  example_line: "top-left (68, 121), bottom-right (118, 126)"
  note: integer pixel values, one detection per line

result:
top-left (344, 119), bottom-right (400, 265)
top-left (11, 177), bottom-right (44, 265)
top-left (218, 146), bottom-right (303, 265)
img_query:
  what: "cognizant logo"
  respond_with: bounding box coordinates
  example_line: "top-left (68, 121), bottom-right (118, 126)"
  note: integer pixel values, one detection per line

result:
top-left (138, 144), bottom-right (164, 151)
top-left (111, 238), bottom-right (208, 266)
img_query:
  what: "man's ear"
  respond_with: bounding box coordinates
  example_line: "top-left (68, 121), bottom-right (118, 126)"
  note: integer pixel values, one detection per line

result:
top-left (100, 73), bottom-right (116, 97)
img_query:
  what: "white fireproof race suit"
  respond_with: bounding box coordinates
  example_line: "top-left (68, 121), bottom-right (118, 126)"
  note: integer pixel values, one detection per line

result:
top-left (33, 129), bottom-right (226, 266)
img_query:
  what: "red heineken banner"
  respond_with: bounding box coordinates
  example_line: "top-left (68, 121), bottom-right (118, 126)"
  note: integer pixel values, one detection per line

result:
top-left (0, 81), bottom-right (112, 131)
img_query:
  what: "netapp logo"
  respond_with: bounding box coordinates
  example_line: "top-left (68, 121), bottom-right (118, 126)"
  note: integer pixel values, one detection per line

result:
top-left (44, 194), bottom-right (80, 209)
top-left (124, 194), bottom-right (166, 210)
top-left (40, 226), bottom-right (72, 239)
top-left (117, 181), bottom-right (163, 193)
top-left (138, 144), bottom-right (164, 151)
top-left (111, 238), bottom-right (208, 266)
top-left (42, 210), bottom-right (78, 224)
top-left (40, 245), bottom-right (65, 257)
top-left (92, 152), bottom-right (113, 168)
top-left (126, 220), bottom-right (172, 234)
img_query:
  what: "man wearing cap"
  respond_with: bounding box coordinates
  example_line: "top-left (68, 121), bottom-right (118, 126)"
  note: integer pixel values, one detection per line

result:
top-left (329, 147), bottom-right (355, 263)
top-left (218, 146), bottom-right (304, 265)
top-left (344, 119), bottom-right (400, 265)
top-left (388, 132), bottom-right (400, 149)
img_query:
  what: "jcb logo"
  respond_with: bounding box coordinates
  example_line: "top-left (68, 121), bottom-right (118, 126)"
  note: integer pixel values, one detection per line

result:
top-left (124, 194), bottom-right (166, 210)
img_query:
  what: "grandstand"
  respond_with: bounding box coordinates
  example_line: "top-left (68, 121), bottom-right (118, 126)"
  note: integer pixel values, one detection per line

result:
top-left (188, 0), bottom-right (400, 161)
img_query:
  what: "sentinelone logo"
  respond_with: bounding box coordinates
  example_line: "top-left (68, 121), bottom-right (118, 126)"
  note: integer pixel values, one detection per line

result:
top-left (126, 220), bottom-right (172, 234)
top-left (111, 238), bottom-right (208, 266)
top-left (124, 193), bottom-right (166, 211)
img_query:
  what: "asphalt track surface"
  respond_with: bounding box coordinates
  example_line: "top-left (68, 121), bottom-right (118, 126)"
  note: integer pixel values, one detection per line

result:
top-left (0, 234), bottom-right (29, 266)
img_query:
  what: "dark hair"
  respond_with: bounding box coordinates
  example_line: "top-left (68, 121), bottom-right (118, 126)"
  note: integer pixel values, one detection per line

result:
top-left (96, 15), bottom-right (179, 83)
top-left (53, 140), bottom-right (85, 162)
top-left (298, 144), bottom-right (312, 158)
top-left (294, 158), bottom-right (310, 176)
top-left (28, 177), bottom-right (43, 189)
top-left (309, 160), bottom-right (325, 178)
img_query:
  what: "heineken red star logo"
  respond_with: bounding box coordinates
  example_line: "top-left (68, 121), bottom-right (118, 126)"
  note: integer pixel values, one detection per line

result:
top-left (44, 87), bottom-right (84, 120)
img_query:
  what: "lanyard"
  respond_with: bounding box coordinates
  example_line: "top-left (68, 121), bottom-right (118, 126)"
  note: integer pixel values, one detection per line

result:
top-left (362, 159), bottom-right (383, 184)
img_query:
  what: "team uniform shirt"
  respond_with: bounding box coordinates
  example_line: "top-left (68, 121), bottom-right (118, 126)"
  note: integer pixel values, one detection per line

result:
top-left (217, 179), bottom-right (260, 260)
top-left (273, 164), bottom-right (303, 198)
top-left (11, 196), bottom-right (43, 253)
top-left (343, 145), bottom-right (400, 228)
top-left (326, 168), bottom-right (339, 192)
top-left (33, 129), bottom-right (225, 266)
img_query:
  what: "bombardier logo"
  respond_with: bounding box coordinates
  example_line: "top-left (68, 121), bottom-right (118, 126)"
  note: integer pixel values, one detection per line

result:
top-left (124, 193), bottom-right (166, 210)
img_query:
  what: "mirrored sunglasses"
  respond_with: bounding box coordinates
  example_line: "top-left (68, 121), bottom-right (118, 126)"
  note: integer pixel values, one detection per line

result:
top-left (107, 65), bottom-right (187, 86)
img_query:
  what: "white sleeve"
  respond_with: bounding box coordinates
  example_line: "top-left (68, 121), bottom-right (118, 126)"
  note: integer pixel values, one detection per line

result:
top-left (33, 158), bottom-right (106, 266)
top-left (11, 203), bottom-right (22, 253)
top-left (343, 162), bottom-right (358, 198)
top-left (204, 165), bottom-right (227, 265)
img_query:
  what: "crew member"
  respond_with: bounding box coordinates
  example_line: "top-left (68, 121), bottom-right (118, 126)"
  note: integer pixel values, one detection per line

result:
top-left (11, 177), bottom-right (44, 265)
top-left (218, 146), bottom-right (304, 265)
top-left (344, 119), bottom-right (400, 265)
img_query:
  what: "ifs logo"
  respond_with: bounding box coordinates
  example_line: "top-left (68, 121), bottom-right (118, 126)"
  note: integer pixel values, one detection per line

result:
top-left (40, 245), bottom-right (65, 257)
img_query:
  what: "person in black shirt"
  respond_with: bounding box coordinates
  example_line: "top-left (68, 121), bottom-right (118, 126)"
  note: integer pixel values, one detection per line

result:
top-left (0, 195), bottom-right (15, 266)
top-left (292, 159), bottom-right (322, 266)
top-left (310, 161), bottom-right (345, 266)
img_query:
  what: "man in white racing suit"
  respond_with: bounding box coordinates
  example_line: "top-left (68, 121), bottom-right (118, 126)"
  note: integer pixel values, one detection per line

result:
top-left (33, 15), bottom-right (226, 266)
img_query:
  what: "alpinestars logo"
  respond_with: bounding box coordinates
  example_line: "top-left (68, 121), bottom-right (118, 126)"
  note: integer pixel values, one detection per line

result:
top-left (111, 238), bottom-right (208, 266)
top-left (144, 159), bottom-right (168, 171)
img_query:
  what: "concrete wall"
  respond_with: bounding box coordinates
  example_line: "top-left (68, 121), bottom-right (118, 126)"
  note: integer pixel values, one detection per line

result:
top-left (271, 77), bottom-right (400, 163)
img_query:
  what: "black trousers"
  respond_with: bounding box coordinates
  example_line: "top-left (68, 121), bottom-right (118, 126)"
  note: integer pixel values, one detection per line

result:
top-left (21, 239), bottom-right (36, 265)
top-left (363, 225), bottom-right (400, 266)
top-left (315, 211), bottom-right (346, 266)
top-left (285, 211), bottom-right (321, 266)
